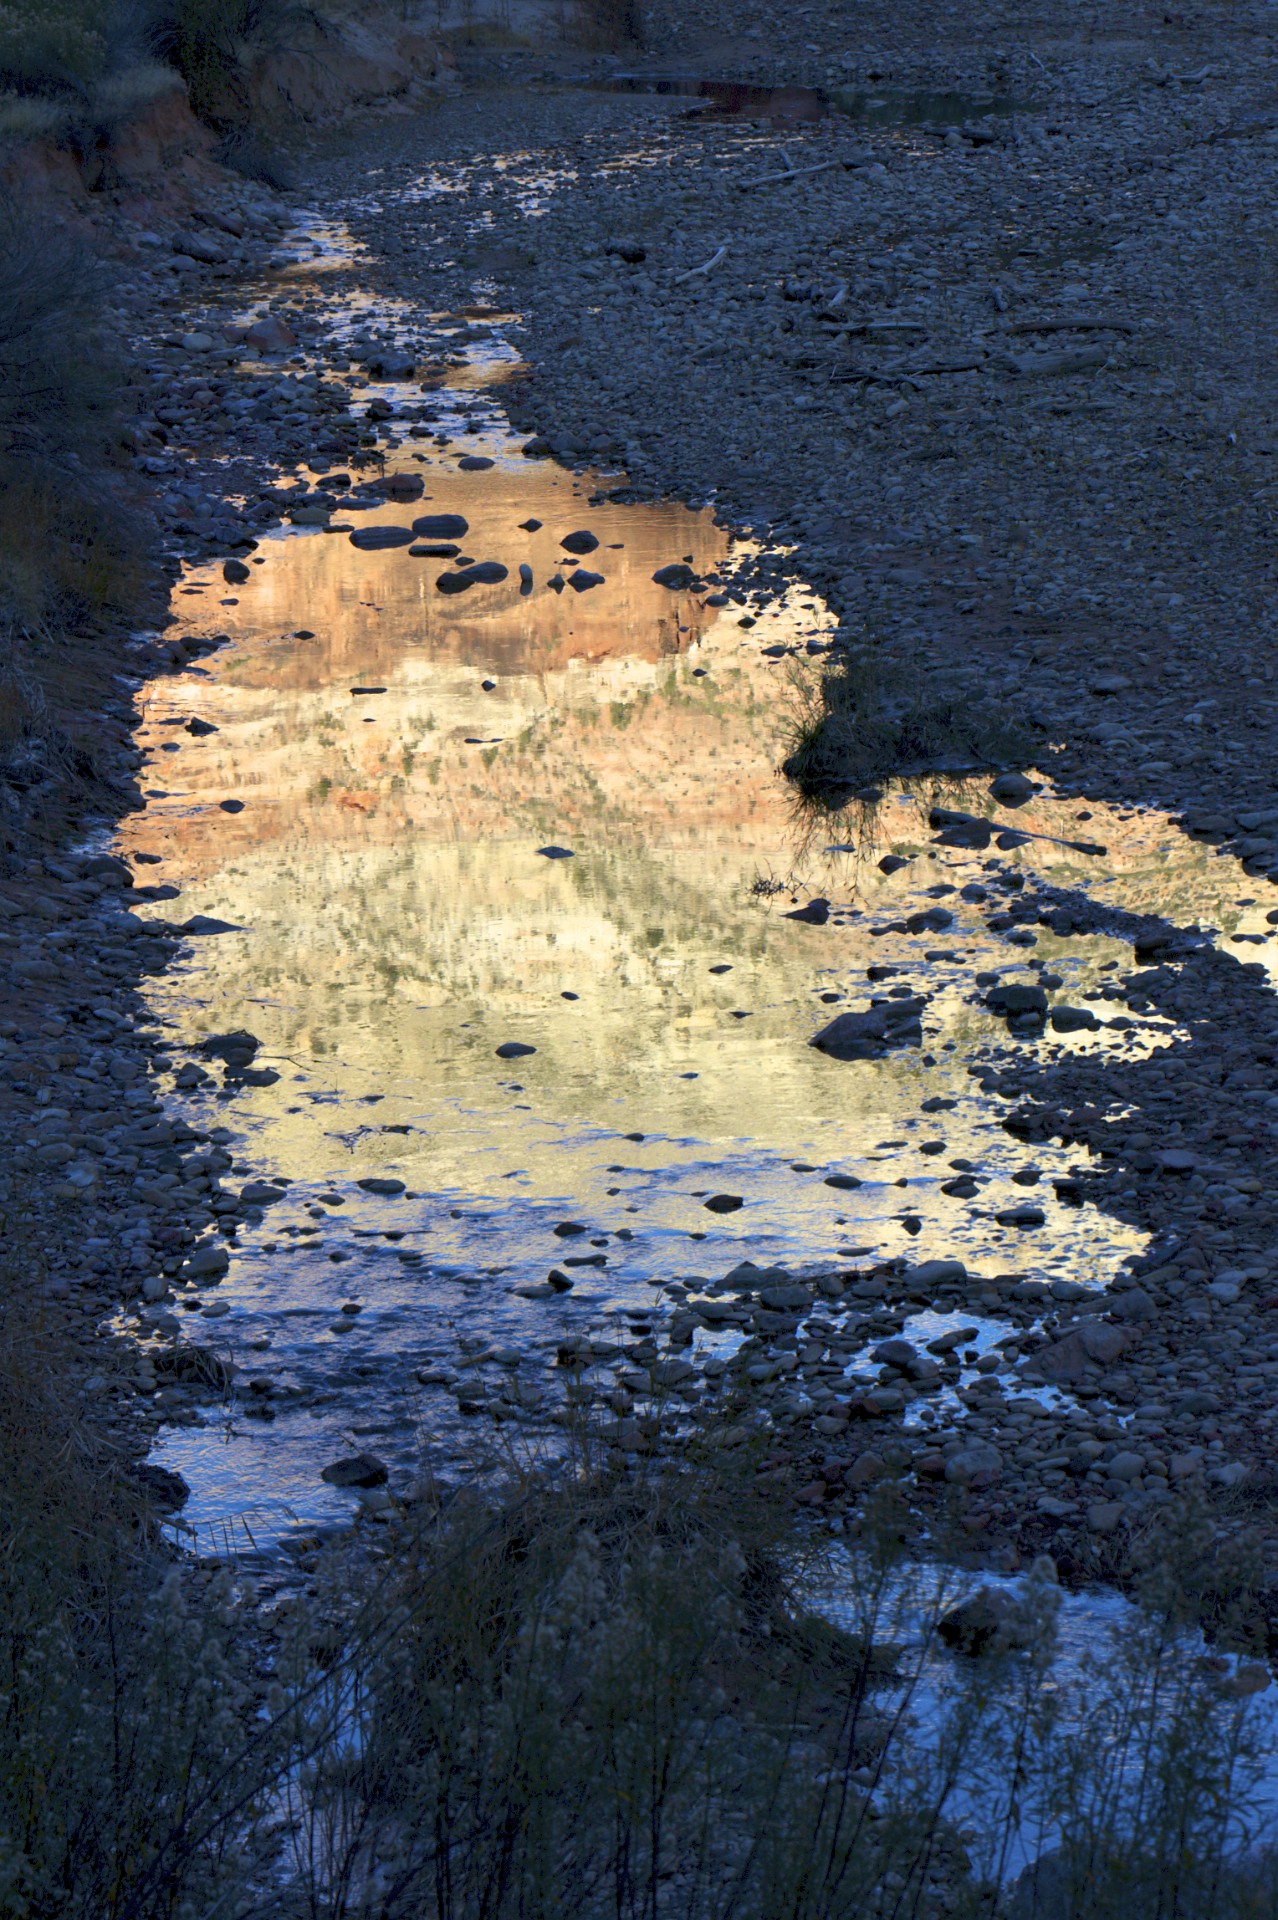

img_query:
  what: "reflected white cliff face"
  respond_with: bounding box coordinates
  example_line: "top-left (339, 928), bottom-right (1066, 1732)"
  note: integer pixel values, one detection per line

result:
top-left (121, 387), bottom-right (1275, 1545)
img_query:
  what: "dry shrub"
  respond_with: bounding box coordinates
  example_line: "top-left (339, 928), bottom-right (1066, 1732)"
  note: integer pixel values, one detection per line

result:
top-left (0, 1), bottom-right (109, 99)
top-left (143, 0), bottom-right (291, 126)
top-left (0, 206), bottom-right (120, 469)
top-left (567, 0), bottom-right (643, 49)
top-left (782, 638), bottom-right (1034, 810)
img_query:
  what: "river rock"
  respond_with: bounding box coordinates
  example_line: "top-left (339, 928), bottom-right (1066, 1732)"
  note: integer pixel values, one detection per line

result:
top-left (321, 1453), bottom-right (388, 1488)
top-left (349, 526), bottom-right (416, 550)
top-left (1049, 1006), bottom-right (1100, 1033)
top-left (245, 316), bottom-right (296, 353)
top-left (240, 1181), bottom-right (287, 1205)
top-left (944, 1441), bottom-right (1002, 1487)
top-left (413, 513), bottom-right (469, 538)
top-left (990, 771), bottom-right (1036, 804)
top-left (985, 983), bottom-right (1048, 1017)
top-left (810, 998), bottom-right (925, 1059)
top-left (183, 1239), bottom-right (230, 1278)
top-left (938, 1587), bottom-right (1028, 1654)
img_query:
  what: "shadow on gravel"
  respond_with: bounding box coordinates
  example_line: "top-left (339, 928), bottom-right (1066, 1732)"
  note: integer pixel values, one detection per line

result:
top-left (781, 642), bottom-right (1035, 811)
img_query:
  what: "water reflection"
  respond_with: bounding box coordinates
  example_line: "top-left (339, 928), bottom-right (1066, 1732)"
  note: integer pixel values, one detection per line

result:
top-left (122, 391), bottom-right (1278, 1542)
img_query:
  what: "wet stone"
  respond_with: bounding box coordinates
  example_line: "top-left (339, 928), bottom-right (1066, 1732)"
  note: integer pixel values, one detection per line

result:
top-left (349, 526), bottom-right (416, 551)
top-left (320, 1453), bottom-right (388, 1489)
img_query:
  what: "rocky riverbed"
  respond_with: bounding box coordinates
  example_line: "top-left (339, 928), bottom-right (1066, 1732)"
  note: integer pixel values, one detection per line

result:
top-left (7, 0), bottom-right (1278, 1621)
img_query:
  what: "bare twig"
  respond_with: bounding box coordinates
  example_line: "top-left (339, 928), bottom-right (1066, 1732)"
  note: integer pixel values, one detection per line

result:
top-left (675, 243), bottom-right (729, 282)
top-left (738, 157), bottom-right (849, 189)
top-left (1003, 314), bottom-right (1136, 334)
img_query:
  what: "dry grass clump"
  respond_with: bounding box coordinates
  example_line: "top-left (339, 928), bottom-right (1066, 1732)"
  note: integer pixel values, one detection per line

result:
top-left (0, 1), bottom-right (110, 99)
top-left (565, 0), bottom-right (644, 50)
top-left (3, 1345), bottom-right (1278, 1920)
top-left (144, 0), bottom-right (290, 128)
top-left (0, 0), bottom-right (291, 142)
top-left (782, 640), bottom-right (1034, 811)
top-left (0, 203), bottom-right (146, 827)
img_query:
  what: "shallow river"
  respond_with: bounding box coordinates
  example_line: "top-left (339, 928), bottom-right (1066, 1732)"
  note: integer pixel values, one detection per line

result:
top-left (116, 219), bottom-right (1278, 1555)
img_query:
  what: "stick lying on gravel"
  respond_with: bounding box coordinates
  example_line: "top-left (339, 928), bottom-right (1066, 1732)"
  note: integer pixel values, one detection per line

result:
top-left (1003, 315), bottom-right (1137, 334)
top-left (738, 157), bottom-right (851, 189)
top-left (675, 243), bottom-right (730, 281)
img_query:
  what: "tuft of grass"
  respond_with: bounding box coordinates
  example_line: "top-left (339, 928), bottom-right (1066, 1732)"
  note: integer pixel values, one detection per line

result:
top-left (781, 636), bottom-right (1035, 811)
top-left (0, 203), bottom-right (147, 827)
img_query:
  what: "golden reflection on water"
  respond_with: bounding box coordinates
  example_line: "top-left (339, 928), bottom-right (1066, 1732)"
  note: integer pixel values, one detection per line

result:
top-left (121, 438), bottom-right (1277, 1299)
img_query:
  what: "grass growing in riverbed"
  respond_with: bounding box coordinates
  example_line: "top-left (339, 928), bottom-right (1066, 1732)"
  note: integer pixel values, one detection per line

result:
top-left (4, 1396), bottom-right (1278, 1919)
top-left (782, 639), bottom-right (1034, 811)
top-left (0, 205), bottom-right (146, 827)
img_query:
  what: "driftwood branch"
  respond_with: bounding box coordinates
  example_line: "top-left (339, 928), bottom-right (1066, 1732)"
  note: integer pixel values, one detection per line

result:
top-left (1003, 315), bottom-right (1136, 334)
top-left (675, 244), bottom-right (729, 282)
top-left (738, 156), bottom-right (848, 189)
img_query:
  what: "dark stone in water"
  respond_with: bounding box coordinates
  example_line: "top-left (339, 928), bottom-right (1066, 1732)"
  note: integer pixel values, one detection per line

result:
top-left (704, 1194), bottom-right (744, 1213)
top-left (219, 799), bottom-right (245, 813)
top-left (538, 845), bottom-right (574, 858)
top-left (810, 999), bottom-right (926, 1059)
top-left (349, 525), bottom-right (416, 550)
top-left (553, 1221), bottom-right (587, 1237)
top-left (382, 473), bottom-right (425, 500)
top-left (996, 1204), bottom-right (1046, 1228)
top-left (568, 568), bottom-right (605, 591)
top-left (824, 1174), bottom-right (862, 1190)
top-left (785, 897), bottom-right (830, 925)
top-left (182, 914), bottom-right (243, 935)
top-left (413, 513), bottom-right (469, 538)
top-left (198, 1029), bottom-right (259, 1064)
top-left (1049, 1005), bottom-right (1100, 1033)
top-left (223, 559), bottom-right (250, 584)
top-left (653, 562), bottom-right (695, 589)
top-left (496, 1041), bottom-right (536, 1059)
top-left (185, 717), bottom-right (218, 736)
top-left (350, 686), bottom-right (386, 695)
top-left (519, 518), bottom-right (543, 530)
top-left (410, 543), bottom-right (460, 558)
top-left (458, 455), bottom-right (495, 471)
top-left (985, 983), bottom-right (1047, 1017)
top-left (560, 529), bottom-right (600, 554)
top-left (321, 1453), bottom-right (388, 1489)
top-left (438, 561), bottom-right (508, 592)
top-left (358, 1176), bottom-right (406, 1195)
